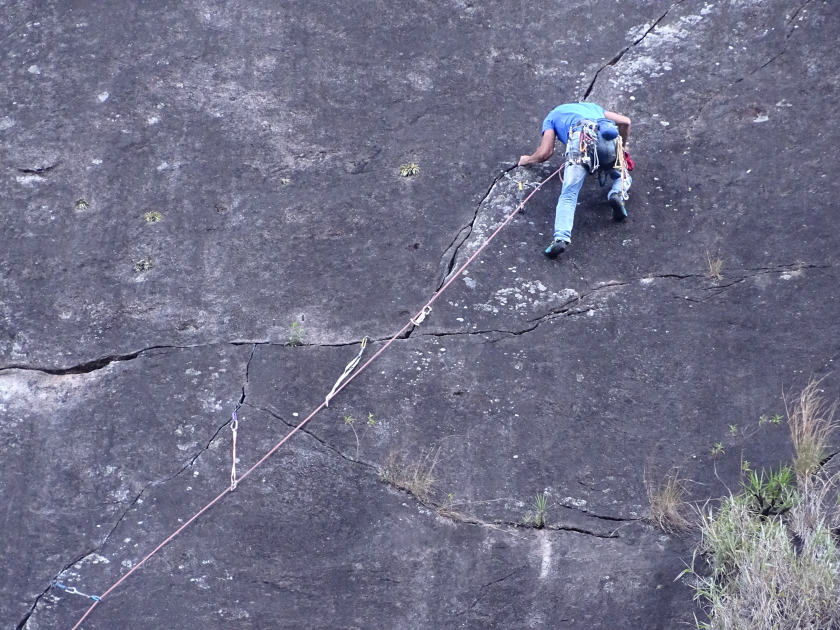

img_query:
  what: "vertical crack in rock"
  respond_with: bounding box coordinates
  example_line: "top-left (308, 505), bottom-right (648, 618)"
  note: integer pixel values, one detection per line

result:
top-left (169, 344), bottom-right (257, 479)
top-left (17, 346), bottom-right (262, 627)
top-left (436, 165), bottom-right (518, 290)
top-left (689, 0), bottom-right (814, 134)
top-left (787, 0), bottom-right (816, 29)
top-left (582, 0), bottom-right (689, 99)
top-left (570, 260), bottom-right (592, 290)
top-left (15, 549), bottom-right (97, 630)
top-left (733, 0), bottom-right (814, 85)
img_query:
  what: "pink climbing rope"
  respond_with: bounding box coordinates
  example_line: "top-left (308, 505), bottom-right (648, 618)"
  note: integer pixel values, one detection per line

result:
top-left (69, 164), bottom-right (563, 630)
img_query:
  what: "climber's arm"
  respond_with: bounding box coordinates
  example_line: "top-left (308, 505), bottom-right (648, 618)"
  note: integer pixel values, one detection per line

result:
top-left (604, 111), bottom-right (631, 145)
top-left (518, 129), bottom-right (556, 166)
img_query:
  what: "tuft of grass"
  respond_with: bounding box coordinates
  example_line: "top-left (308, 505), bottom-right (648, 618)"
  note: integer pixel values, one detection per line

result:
top-left (144, 211), bottom-right (163, 223)
top-left (786, 378), bottom-right (838, 480)
top-left (379, 448), bottom-right (439, 501)
top-left (710, 442), bottom-right (725, 457)
top-left (685, 474), bottom-right (840, 630)
top-left (759, 413), bottom-right (783, 427)
top-left (75, 198), bottom-right (89, 211)
top-left (399, 162), bottom-right (420, 177)
top-left (343, 414), bottom-right (359, 459)
top-left (705, 251), bottom-right (723, 280)
top-left (645, 468), bottom-right (691, 533)
top-left (523, 492), bottom-right (550, 529)
top-left (683, 389), bottom-right (840, 630)
top-left (288, 321), bottom-right (304, 346)
top-left (133, 257), bottom-right (153, 273)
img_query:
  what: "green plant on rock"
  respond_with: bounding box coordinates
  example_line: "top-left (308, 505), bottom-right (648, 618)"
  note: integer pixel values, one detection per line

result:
top-left (759, 413), bottom-right (783, 427)
top-left (399, 162), bottom-right (420, 177)
top-left (144, 211), bottom-right (163, 223)
top-left (682, 385), bottom-right (840, 630)
top-left (133, 257), bottom-right (153, 273)
top-left (343, 414), bottom-right (360, 459)
top-left (743, 464), bottom-right (796, 517)
top-left (523, 492), bottom-right (549, 529)
top-left (684, 475), bottom-right (840, 630)
top-left (288, 321), bottom-right (304, 346)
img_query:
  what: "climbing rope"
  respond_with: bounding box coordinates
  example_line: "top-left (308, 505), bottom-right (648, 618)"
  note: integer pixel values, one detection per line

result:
top-left (69, 164), bottom-right (564, 630)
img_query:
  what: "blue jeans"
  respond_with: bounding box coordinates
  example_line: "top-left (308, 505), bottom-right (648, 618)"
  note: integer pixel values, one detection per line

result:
top-left (553, 129), bottom-right (631, 242)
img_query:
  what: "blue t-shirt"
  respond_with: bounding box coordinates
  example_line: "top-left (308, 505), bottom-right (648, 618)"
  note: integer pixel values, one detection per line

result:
top-left (541, 103), bottom-right (606, 144)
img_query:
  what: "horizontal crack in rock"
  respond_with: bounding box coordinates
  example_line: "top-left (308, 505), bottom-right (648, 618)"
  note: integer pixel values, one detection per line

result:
top-left (2, 263), bottom-right (828, 374)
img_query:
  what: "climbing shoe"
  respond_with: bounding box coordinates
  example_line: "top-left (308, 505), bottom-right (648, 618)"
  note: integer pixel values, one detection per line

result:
top-left (609, 194), bottom-right (627, 222)
top-left (543, 238), bottom-right (568, 259)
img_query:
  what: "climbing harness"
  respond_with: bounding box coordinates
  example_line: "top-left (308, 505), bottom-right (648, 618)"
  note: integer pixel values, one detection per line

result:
top-left (53, 582), bottom-right (101, 602)
top-left (566, 120), bottom-right (600, 172)
top-left (564, 119), bottom-right (633, 201)
top-left (68, 165), bottom-right (563, 630)
top-left (325, 336), bottom-right (369, 407)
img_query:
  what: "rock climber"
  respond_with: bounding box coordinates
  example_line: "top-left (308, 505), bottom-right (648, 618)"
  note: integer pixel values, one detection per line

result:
top-left (519, 102), bottom-right (633, 258)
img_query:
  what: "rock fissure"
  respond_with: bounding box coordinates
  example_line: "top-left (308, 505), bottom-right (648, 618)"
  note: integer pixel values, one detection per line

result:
top-left (733, 0), bottom-right (813, 85)
top-left (4, 263), bottom-right (828, 377)
top-left (436, 165), bottom-right (518, 290)
top-left (164, 350), bottom-right (256, 481)
top-left (17, 163), bottom-right (60, 174)
top-left (582, 0), bottom-right (688, 99)
top-left (787, 0), bottom-right (815, 27)
top-left (546, 524), bottom-right (620, 538)
top-left (456, 565), bottom-right (528, 616)
top-left (0, 344), bottom-right (204, 375)
top-left (242, 406), bottom-right (623, 538)
top-left (13, 345), bottom-right (256, 627)
top-left (244, 402), bottom-right (379, 472)
top-left (15, 549), bottom-right (96, 630)
top-left (15, 584), bottom-right (53, 630)
top-left (570, 260), bottom-right (592, 290)
top-left (690, 0), bottom-right (813, 135)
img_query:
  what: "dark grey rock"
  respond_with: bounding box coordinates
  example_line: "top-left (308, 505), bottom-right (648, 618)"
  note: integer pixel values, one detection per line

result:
top-left (2, 0), bottom-right (839, 628)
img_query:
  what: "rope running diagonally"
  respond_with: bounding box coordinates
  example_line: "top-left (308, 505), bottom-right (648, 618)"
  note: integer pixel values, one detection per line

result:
top-left (69, 164), bottom-right (563, 630)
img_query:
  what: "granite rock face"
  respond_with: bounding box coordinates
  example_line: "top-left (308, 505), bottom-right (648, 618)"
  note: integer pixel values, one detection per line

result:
top-left (2, 0), bottom-right (839, 628)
